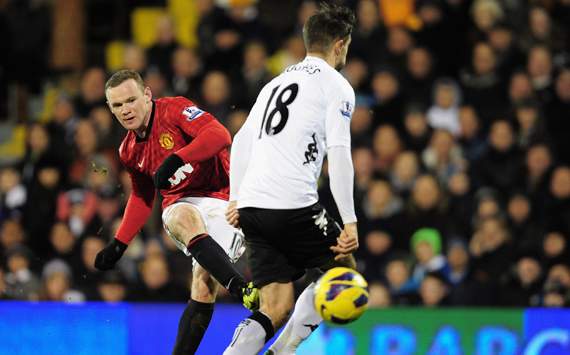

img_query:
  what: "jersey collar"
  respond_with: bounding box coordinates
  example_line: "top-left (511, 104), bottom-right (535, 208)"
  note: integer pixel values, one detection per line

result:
top-left (304, 55), bottom-right (328, 65)
top-left (135, 100), bottom-right (156, 142)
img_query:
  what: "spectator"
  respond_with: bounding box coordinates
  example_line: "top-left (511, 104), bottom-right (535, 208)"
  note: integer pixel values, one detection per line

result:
top-left (422, 129), bottom-right (465, 185)
top-left (473, 120), bottom-right (522, 196)
top-left (513, 99), bottom-right (547, 149)
top-left (372, 125), bottom-right (402, 175)
top-left (470, 216), bottom-right (514, 288)
top-left (508, 71), bottom-right (535, 106)
top-left (0, 165), bottom-right (27, 221)
top-left (460, 42), bottom-right (506, 123)
top-left (470, 0), bottom-right (504, 40)
top-left (350, 0), bottom-right (384, 66)
top-left (358, 230), bottom-right (393, 282)
top-left (96, 270), bottom-right (128, 303)
top-left (545, 69), bottom-right (570, 164)
top-left (507, 192), bottom-right (542, 254)
top-left (403, 47), bottom-right (435, 108)
top-left (3, 246), bottom-right (40, 300)
top-left (541, 231), bottom-right (568, 269)
top-left (237, 41), bottom-right (272, 108)
top-left (403, 175), bottom-right (449, 245)
top-left (447, 172), bottom-right (474, 237)
top-left (122, 43), bottom-right (147, 73)
top-left (350, 106), bottom-right (373, 146)
top-left (402, 106), bottom-right (432, 154)
top-left (367, 282), bottom-right (391, 308)
top-left (131, 254), bottom-right (186, 302)
top-left (410, 228), bottom-right (449, 287)
top-left (545, 166), bottom-right (570, 234)
top-left (419, 272), bottom-right (450, 307)
top-left (427, 79), bottom-right (461, 135)
top-left (170, 47), bottom-right (203, 99)
top-left (384, 256), bottom-right (417, 305)
top-left (500, 254), bottom-right (543, 307)
top-left (457, 106), bottom-right (486, 162)
top-left (389, 151), bottom-right (419, 198)
top-left (523, 143), bottom-right (553, 212)
top-left (48, 222), bottom-right (78, 266)
top-left (147, 14), bottom-right (179, 79)
top-left (200, 71), bottom-right (233, 124)
top-left (40, 259), bottom-right (85, 302)
top-left (526, 45), bottom-right (553, 103)
top-left (74, 67), bottom-right (107, 117)
top-left (0, 219), bottom-right (25, 254)
top-left (371, 70), bottom-right (405, 130)
top-left (488, 23), bottom-right (525, 80)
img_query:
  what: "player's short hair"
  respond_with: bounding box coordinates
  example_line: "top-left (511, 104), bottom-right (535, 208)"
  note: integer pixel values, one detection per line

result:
top-left (303, 3), bottom-right (356, 53)
top-left (105, 69), bottom-right (145, 93)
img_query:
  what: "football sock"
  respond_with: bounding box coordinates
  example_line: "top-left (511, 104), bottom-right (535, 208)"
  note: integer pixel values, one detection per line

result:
top-left (172, 300), bottom-right (214, 355)
top-left (187, 234), bottom-right (246, 299)
top-left (267, 282), bottom-right (322, 354)
top-left (224, 311), bottom-right (275, 355)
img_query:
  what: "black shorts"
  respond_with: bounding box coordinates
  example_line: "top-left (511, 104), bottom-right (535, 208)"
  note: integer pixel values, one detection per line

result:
top-left (239, 202), bottom-right (342, 287)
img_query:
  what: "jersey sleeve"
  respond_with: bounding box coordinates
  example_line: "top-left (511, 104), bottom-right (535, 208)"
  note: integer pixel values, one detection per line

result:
top-left (229, 99), bottom-right (260, 201)
top-left (115, 169), bottom-right (155, 244)
top-left (170, 97), bottom-right (216, 138)
top-left (324, 79), bottom-right (355, 149)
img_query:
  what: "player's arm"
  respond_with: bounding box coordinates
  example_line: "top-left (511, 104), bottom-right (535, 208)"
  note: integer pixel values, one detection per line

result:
top-left (154, 104), bottom-right (231, 189)
top-left (325, 82), bottom-right (358, 259)
top-left (95, 169), bottom-right (155, 270)
top-left (225, 114), bottom-right (256, 227)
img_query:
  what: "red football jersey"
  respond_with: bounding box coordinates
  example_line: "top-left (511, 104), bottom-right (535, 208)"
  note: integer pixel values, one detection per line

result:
top-left (119, 97), bottom-right (230, 209)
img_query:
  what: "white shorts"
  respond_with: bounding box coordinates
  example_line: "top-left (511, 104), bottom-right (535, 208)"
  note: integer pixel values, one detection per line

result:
top-left (161, 197), bottom-right (245, 264)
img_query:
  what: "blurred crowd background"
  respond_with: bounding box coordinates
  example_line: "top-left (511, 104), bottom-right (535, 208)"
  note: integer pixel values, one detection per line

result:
top-left (0, 0), bottom-right (568, 309)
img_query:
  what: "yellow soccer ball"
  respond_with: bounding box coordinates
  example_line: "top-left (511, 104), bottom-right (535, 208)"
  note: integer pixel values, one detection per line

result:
top-left (314, 267), bottom-right (369, 324)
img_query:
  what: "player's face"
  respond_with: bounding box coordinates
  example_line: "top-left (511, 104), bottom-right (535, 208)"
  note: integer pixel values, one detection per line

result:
top-left (106, 79), bottom-right (153, 132)
top-left (334, 36), bottom-right (351, 70)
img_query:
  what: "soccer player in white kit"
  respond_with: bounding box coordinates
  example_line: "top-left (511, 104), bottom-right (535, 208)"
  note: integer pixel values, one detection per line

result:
top-left (224, 4), bottom-right (359, 354)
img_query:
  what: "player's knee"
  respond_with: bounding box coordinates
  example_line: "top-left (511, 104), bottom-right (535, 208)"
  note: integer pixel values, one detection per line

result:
top-left (165, 205), bottom-right (207, 242)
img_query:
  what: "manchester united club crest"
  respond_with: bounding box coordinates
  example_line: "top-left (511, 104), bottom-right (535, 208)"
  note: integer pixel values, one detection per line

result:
top-left (159, 132), bottom-right (174, 150)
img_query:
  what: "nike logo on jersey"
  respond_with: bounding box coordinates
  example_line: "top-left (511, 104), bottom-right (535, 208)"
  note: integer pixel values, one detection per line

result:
top-left (182, 106), bottom-right (204, 121)
top-left (138, 158), bottom-right (145, 168)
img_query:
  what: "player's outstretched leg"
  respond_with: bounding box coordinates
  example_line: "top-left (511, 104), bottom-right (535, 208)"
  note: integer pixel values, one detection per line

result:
top-left (172, 265), bottom-right (218, 355)
top-left (224, 282), bottom-right (294, 355)
top-left (163, 203), bottom-right (259, 309)
top-left (264, 282), bottom-right (320, 355)
top-left (265, 256), bottom-right (357, 354)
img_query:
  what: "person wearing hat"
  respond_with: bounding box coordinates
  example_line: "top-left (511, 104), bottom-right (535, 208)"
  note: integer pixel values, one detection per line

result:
top-left (410, 227), bottom-right (449, 287)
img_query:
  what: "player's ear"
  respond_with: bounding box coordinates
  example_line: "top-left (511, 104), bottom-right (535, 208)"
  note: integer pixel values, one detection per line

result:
top-left (144, 86), bottom-right (152, 102)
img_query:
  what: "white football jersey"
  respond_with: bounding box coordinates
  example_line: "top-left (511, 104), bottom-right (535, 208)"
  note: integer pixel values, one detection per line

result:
top-left (235, 56), bottom-right (355, 209)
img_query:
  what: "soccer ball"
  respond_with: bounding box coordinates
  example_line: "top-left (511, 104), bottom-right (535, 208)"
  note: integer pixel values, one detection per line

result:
top-left (314, 267), bottom-right (369, 324)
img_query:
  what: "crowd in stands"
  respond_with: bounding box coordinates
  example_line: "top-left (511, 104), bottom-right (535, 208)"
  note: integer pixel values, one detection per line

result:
top-left (0, 0), bottom-right (569, 308)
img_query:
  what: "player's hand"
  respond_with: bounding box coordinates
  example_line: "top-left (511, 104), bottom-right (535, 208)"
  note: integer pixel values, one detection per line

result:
top-left (225, 201), bottom-right (240, 228)
top-left (154, 154), bottom-right (185, 190)
top-left (330, 223), bottom-right (359, 261)
top-left (94, 238), bottom-right (128, 271)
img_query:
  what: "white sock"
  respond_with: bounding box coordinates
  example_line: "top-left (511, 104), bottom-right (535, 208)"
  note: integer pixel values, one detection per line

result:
top-left (224, 312), bottom-right (274, 355)
top-left (268, 282), bottom-right (322, 354)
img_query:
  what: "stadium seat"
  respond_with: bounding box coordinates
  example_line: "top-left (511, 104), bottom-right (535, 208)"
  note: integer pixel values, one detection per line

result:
top-left (167, 0), bottom-right (199, 48)
top-left (131, 7), bottom-right (167, 48)
top-left (105, 40), bottom-right (127, 72)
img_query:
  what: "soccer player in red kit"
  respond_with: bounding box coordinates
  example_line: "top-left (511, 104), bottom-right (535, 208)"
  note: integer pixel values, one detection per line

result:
top-left (94, 69), bottom-right (258, 354)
